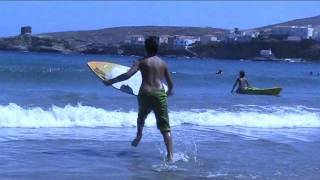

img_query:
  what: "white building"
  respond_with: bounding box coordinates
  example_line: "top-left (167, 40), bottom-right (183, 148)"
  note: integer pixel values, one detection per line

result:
top-left (260, 49), bottom-right (273, 57)
top-left (312, 26), bottom-right (320, 41)
top-left (125, 35), bottom-right (145, 45)
top-left (158, 35), bottom-right (170, 44)
top-left (227, 30), bottom-right (259, 42)
top-left (200, 35), bottom-right (218, 44)
top-left (169, 36), bottom-right (200, 49)
top-left (290, 26), bottom-right (313, 39)
top-left (227, 30), bottom-right (241, 41)
top-left (242, 31), bottom-right (260, 38)
top-left (271, 26), bottom-right (314, 39)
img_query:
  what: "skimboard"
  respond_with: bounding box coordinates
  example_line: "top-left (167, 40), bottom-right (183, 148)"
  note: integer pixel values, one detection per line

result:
top-left (238, 87), bottom-right (282, 95)
top-left (88, 61), bottom-right (168, 96)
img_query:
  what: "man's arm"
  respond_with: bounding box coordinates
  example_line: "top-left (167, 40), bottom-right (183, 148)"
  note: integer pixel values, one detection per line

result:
top-left (164, 64), bottom-right (174, 96)
top-left (231, 79), bottom-right (239, 93)
top-left (103, 61), bottom-right (139, 86)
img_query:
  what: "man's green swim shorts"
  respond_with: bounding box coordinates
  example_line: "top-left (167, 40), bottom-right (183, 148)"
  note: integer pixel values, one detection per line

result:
top-left (137, 90), bottom-right (170, 132)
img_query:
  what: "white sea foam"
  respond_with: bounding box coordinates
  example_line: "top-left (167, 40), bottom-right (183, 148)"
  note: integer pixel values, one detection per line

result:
top-left (0, 103), bottom-right (319, 128)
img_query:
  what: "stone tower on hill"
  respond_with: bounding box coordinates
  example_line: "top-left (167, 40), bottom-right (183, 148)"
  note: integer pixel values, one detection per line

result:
top-left (21, 26), bottom-right (32, 35)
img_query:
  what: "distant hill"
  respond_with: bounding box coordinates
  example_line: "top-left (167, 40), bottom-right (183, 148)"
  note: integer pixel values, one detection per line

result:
top-left (1, 15), bottom-right (319, 59)
top-left (40, 15), bottom-right (320, 46)
top-left (253, 15), bottom-right (320, 31)
top-left (39, 26), bottom-right (227, 46)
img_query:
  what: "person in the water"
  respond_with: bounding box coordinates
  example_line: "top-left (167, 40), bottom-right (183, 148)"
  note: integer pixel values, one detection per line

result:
top-left (231, 70), bottom-right (251, 93)
top-left (216, 69), bottom-right (223, 75)
top-left (103, 36), bottom-right (174, 161)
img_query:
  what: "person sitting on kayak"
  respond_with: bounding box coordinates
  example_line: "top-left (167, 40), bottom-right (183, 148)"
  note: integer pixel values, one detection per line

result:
top-left (231, 70), bottom-right (251, 94)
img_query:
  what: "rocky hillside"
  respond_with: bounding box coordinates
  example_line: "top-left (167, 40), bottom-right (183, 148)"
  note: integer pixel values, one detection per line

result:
top-left (39, 26), bottom-right (227, 47)
top-left (0, 35), bottom-right (73, 53)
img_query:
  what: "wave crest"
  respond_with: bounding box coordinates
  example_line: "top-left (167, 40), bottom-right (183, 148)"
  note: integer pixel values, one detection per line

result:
top-left (0, 103), bottom-right (319, 128)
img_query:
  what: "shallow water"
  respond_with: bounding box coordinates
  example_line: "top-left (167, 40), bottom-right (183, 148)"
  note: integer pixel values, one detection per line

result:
top-left (0, 51), bottom-right (320, 179)
top-left (1, 126), bottom-right (320, 179)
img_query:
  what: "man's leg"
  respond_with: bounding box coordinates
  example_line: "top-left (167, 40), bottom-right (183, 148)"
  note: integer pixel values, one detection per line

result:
top-left (162, 131), bottom-right (173, 161)
top-left (131, 113), bottom-right (149, 147)
top-left (153, 91), bottom-right (173, 161)
top-left (132, 94), bottom-right (150, 147)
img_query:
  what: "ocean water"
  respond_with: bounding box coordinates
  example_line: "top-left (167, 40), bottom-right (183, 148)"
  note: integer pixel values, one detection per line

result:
top-left (0, 51), bottom-right (320, 179)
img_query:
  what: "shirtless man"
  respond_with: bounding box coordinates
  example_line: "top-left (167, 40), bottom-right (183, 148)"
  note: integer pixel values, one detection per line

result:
top-left (231, 70), bottom-right (251, 94)
top-left (103, 36), bottom-right (174, 161)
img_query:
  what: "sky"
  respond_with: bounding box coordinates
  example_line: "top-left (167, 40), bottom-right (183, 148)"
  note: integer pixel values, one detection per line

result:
top-left (1, 1), bottom-right (320, 37)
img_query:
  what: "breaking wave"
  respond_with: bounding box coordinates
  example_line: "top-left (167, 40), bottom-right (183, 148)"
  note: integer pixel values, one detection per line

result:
top-left (0, 103), bottom-right (319, 128)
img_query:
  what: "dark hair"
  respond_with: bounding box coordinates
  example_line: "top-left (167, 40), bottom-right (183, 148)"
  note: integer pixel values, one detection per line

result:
top-left (144, 36), bottom-right (159, 55)
top-left (239, 70), bottom-right (245, 78)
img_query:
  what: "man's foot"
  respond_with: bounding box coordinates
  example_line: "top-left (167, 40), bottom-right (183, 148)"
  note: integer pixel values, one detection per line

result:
top-left (166, 154), bottom-right (173, 162)
top-left (131, 135), bottom-right (142, 147)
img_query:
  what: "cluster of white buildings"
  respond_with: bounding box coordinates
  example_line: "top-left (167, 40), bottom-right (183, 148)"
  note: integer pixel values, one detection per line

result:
top-left (123, 25), bottom-right (320, 49)
top-left (168, 36), bottom-right (200, 49)
top-left (124, 34), bottom-right (223, 49)
top-left (224, 25), bottom-right (320, 42)
top-left (124, 35), bottom-right (145, 45)
top-left (226, 30), bottom-right (260, 42)
top-left (271, 25), bottom-right (315, 41)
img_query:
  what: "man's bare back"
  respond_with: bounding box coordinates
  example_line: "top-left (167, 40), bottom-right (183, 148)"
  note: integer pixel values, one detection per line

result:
top-left (104, 55), bottom-right (173, 96)
top-left (231, 70), bottom-right (251, 93)
top-left (237, 77), bottom-right (250, 90)
top-left (139, 56), bottom-right (171, 94)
